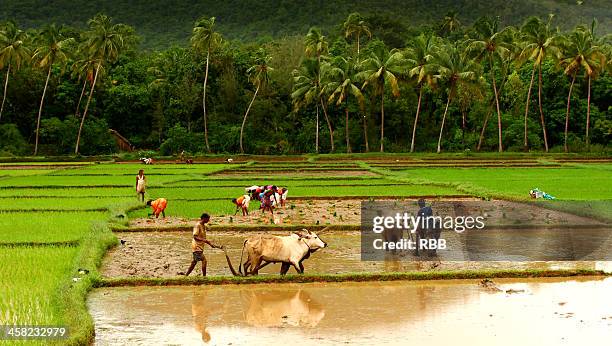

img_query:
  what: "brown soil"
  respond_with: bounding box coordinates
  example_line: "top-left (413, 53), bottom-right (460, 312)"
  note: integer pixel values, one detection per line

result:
top-left (101, 230), bottom-right (604, 279)
top-left (129, 199), bottom-right (367, 228)
top-left (128, 198), bottom-right (604, 230)
top-left (106, 198), bottom-right (608, 279)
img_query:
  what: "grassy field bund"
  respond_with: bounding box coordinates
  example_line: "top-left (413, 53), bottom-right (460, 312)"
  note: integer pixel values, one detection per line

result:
top-left (0, 154), bottom-right (611, 345)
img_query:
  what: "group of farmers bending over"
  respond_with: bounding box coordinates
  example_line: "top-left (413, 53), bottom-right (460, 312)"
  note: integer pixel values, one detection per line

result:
top-left (232, 185), bottom-right (289, 216)
top-left (137, 168), bottom-right (290, 218)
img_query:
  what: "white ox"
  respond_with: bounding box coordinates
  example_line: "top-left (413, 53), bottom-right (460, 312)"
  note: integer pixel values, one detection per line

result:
top-left (238, 229), bottom-right (327, 275)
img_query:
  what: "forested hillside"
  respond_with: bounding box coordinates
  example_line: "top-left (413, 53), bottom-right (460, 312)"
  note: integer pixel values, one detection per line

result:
top-left (1, 0), bottom-right (610, 49)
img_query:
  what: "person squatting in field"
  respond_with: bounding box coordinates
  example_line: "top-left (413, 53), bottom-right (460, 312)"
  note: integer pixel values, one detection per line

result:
top-left (147, 198), bottom-right (167, 218)
top-left (232, 194), bottom-right (251, 216)
top-left (136, 169), bottom-right (146, 202)
top-left (179, 213), bottom-right (223, 276)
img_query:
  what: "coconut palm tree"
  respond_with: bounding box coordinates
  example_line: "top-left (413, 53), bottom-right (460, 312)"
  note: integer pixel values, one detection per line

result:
top-left (75, 14), bottom-right (134, 154)
top-left (468, 16), bottom-right (513, 152)
top-left (191, 16), bottom-right (222, 152)
top-left (433, 43), bottom-right (479, 153)
top-left (518, 15), bottom-right (560, 152)
top-left (405, 33), bottom-right (437, 152)
top-left (0, 21), bottom-right (30, 121)
top-left (304, 27), bottom-right (335, 151)
top-left (31, 24), bottom-right (74, 155)
top-left (291, 58), bottom-right (323, 152)
top-left (343, 13), bottom-right (371, 57)
top-left (440, 11), bottom-right (462, 36)
top-left (325, 56), bottom-right (365, 152)
top-left (358, 45), bottom-right (403, 152)
top-left (239, 51), bottom-right (272, 153)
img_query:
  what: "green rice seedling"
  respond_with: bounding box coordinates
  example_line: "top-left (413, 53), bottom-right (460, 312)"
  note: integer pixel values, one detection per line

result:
top-left (0, 169), bottom-right (59, 177)
top-left (0, 246), bottom-right (77, 325)
top-left (0, 187), bottom-right (135, 198)
top-left (393, 166), bottom-right (612, 200)
top-left (0, 174), bottom-right (188, 187)
top-left (0, 211), bottom-right (108, 243)
top-left (0, 197), bottom-right (135, 211)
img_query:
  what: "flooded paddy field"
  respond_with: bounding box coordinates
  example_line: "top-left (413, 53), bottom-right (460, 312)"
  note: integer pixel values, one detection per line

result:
top-left (88, 277), bottom-right (612, 345)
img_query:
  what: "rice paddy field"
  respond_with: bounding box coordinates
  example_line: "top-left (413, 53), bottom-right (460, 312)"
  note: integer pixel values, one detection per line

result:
top-left (0, 154), bottom-right (610, 345)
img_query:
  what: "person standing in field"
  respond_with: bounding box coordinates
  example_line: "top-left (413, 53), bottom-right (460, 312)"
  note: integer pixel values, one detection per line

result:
top-left (232, 194), bottom-right (251, 216)
top-left (136, 169), bottom-right (146, 202)
top-left (146, 198), bottom-right (167, 218)
top-left (180, 213), bottom-right (223, 276)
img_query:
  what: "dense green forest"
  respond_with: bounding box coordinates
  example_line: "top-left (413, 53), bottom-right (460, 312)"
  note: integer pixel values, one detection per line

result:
top-left (1, 0), bottom-right (610, 49)
top-left (0, 9), bottom-right (610, 156)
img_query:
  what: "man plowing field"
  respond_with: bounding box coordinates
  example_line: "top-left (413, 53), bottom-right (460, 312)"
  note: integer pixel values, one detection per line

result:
top-left (179, 213), bottom-right (223, 277)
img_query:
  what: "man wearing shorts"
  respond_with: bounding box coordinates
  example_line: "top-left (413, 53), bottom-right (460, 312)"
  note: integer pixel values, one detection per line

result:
top-left (180, 213), bottom-right (222, 276)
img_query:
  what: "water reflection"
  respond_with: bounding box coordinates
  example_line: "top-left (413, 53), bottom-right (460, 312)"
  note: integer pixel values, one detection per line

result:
top-left (241, 289), bottom-right (325, 327)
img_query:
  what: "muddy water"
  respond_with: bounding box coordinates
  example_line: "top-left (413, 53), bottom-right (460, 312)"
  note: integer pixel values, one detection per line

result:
top-left (89, 277), bottom-right (612, 345)
top-left (102, 230), bottom-right (610, 278)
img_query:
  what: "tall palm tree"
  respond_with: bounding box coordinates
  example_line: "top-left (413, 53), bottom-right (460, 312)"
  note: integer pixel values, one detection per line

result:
top-left (358, 45), bottom-right (403, 152)
top-left (440, 11), bottom-right (462, 36)
top-left (71, 57), bottom-right (100, 117)
top-left (343, 13), bottom-right (371, 57)
top-left (291, 58), bottom-right (323, 152)
top-left (468, 16), bottom-right (513, 152)
top-left (325, 56), bottom-right (365, 153)
top-left (191, 16), bottom-right (221, 152)
top-left (304, 27), bottom-right (334, 151)
top-left (433, 43), bottom-right (479, 153)
top-left (518, 15), bottom-right (560, 152)
top-left (31, 24), bottom-right (74, 155)
top-left (405, 33), bottom-right (437, 152)
top-left (239, 51), bottom-right (272, 153)
top-left (75, 14), bottom-right (134, 154)
top-left (0, 21), bottom-right (30, 121)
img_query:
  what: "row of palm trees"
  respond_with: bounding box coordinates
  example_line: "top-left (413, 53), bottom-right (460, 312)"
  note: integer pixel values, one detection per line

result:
top-left (290, 14), bottom-right (609, 153)
top-left (1, 13), bottom-right (609, 154)
top-left (0, 14), bottom-right (135, 154)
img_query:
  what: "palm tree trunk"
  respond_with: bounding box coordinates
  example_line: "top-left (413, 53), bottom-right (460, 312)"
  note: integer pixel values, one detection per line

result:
top-left (357, 35), bottom-right (360, 57)
top-left (75, 78), bottom-right (88, 117)
top-left (410, 87), bottom-right (423, 153)
top-left (379, 88), bottom-right (385, 152)
top-left (34, 65), bottom-right (52, 155)
top-left (203, 46), bottom-right (211, 152)
top-left (586, 75), bottom-right (591, 150)
top-left (320, 98), bottom-right (334, 152)
top-left (363, 112), bottom-right (369, 152)
top-left (477, 105), bottom-right (493, 151)
top-left (239, 84), bottom-right (260, 153)
top-left (0, 63), bottom-right (11, 121)
top-left (345, 106), bottom-right (351, 153)
top-left (315, 104), bottom-right (319, 153)
top-left (437, 95), bottom-right (452, 153)
top-left (537, 64), bottom-right (549, 152)
top-left (75, 62), bottom-right (102, 154)
top-left (490, 56), bottom-right (503, 152)
top-left (564, 72), bottom-right (576, 153)
top-left (523, 66), bottom-right (536, 151)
